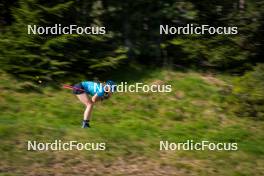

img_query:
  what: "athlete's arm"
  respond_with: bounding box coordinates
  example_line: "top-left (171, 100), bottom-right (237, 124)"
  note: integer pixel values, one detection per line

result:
top-left (91, 94), bottom-right (99, 103)
top-left (107, 92), bottom-right (112, 97)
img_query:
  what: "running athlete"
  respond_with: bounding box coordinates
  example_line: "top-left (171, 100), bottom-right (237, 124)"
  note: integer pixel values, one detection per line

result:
top-left (71, 80), bottom-right (116, 128)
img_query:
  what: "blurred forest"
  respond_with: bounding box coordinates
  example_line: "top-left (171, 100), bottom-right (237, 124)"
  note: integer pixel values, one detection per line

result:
top-left (0, 0), bottom-right (264, 118)
top-left (0, 0), bottom-right (263, 81)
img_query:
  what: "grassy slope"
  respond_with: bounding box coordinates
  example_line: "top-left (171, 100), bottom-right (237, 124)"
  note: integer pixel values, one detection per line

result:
top-left (0, 69), bottom-right (263, 176)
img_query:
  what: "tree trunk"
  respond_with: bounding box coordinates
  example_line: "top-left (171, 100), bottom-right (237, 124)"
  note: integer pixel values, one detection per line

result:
top-left (239, 0), bottom-right (245, 11)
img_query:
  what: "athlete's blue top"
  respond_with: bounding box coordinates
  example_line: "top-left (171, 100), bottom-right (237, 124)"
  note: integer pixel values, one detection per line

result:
top-left (81, 81), bottom-right (105, 97)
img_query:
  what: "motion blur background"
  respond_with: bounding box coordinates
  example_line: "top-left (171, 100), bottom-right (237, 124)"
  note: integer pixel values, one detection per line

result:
top-left (0, 0), bottom-right (263, 175)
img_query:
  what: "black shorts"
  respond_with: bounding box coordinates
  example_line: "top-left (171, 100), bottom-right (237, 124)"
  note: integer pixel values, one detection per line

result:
top-left (72, 83), bottom-right (85, 95)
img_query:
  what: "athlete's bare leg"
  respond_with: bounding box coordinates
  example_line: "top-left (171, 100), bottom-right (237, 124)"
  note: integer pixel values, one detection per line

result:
top-left (76, 93), bottom-right (93, 120)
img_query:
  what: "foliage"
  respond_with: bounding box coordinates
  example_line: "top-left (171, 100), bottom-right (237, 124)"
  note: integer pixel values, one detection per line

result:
top-left (0, 0), bottom-right (127, 83)
top-left (1, 0), bottom-right (264, 83)
top-left (232, 64), bottom-right (264, 120)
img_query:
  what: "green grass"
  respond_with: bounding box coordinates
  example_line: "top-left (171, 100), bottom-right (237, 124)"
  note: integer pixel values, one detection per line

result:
top-left (0, 70), bottom-right (263, 175)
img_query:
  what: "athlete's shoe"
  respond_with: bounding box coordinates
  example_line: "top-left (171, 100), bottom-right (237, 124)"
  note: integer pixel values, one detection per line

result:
top-left (82, 120), bottom-right (90, 128)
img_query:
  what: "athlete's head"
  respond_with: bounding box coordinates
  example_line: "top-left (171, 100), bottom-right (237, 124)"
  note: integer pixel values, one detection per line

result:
top-left (105, 80), bottom-right (116, 93)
